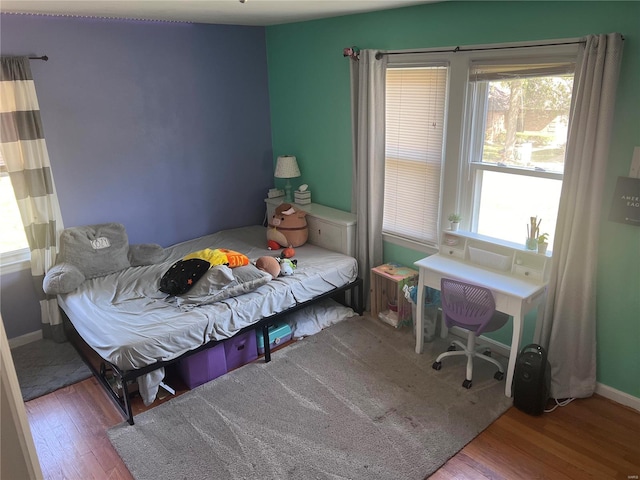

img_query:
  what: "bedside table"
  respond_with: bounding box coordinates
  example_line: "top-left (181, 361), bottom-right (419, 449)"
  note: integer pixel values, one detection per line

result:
top-left (264, 198), bottom-right (356, 257)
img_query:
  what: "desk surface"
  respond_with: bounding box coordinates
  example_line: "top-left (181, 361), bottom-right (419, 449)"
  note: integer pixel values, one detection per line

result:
top-left (415, 255), bottom-right (545, 302)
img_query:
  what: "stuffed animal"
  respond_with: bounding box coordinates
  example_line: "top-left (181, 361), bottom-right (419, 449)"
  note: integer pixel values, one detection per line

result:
top-left (281, 247), bottom-right (295, 258)
top-left (183, 248), bottom-right (249, 268)
top-left (267, 203), bottom-right (308, 248)
top-left (278, 258), bottom-right (297, 276)
top-left (267, 240), bottom-right (281, 251)
top-left (255, 256), bottom-right (280, 278)
top-left (43, 223), bottom-right (167, 295)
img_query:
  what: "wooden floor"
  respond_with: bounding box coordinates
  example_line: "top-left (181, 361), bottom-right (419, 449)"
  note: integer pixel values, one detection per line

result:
top-left (25, 375), bottom-right (640, 480)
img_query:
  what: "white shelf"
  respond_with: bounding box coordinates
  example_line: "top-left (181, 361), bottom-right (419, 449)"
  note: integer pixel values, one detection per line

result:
top-left (440, 230), bottom-right (551, 283)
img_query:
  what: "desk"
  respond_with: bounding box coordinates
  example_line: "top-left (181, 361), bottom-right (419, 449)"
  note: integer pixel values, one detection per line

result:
top-left (414, 254), bottom-right (547, 397)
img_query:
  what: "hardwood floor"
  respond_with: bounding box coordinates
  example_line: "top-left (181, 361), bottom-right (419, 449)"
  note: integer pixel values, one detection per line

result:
top-left (25, 375), bottom-right (640, 480)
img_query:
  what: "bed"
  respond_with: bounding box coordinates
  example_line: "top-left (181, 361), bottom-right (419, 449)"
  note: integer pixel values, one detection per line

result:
top-left (55, 224), bottom-right (362, 424)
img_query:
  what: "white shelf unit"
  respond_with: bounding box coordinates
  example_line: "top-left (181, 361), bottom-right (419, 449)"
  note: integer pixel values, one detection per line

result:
top-left (439, 230), bottom-right (552, 283)
top-left (264, 198), bottom-right (357, 257)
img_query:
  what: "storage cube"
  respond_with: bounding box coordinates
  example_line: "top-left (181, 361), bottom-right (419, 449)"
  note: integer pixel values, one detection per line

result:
top-left (256, 322), bottom-right (293, 354)
top-left (224, 330), bottom-right (258, 371)
top-left (177, 343), bottom-right (227, 389)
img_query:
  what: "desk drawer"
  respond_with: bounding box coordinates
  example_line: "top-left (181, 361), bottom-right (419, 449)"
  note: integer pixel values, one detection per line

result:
top-left (440, 247), bottom-right (465, 260)
top-left (513, 265), bottom-right (542, 281)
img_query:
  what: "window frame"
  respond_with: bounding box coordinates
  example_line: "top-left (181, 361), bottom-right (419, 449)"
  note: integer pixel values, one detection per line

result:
top-left (0, 167), bottom-right (31, 273)
top-left (382, 40), bottom-right (580, 253)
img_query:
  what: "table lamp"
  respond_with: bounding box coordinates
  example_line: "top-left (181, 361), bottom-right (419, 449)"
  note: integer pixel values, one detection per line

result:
top-left (274, 155), bottom-right (301, 203)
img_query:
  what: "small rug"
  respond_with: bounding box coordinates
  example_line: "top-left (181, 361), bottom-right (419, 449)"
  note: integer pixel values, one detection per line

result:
top-left (12, 338), bottom-right (92, 401)
top-left (108, 316), bottom-right (512, 480)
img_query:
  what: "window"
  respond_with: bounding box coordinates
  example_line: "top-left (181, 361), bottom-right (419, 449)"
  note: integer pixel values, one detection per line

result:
top-left (384, 65), bottom-right (448, 245)
top-left (466, 61), bottom-right (574, 245)
top-left (0, 151), bottom-right (30, 266)
top-left (382, 42), bottom-right (578, 251)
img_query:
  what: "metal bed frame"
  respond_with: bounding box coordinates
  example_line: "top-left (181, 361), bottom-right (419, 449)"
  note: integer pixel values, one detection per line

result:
top-left (63, 278), bottom-right (363, 425)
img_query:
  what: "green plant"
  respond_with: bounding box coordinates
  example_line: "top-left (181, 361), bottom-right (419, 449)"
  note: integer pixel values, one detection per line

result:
top-left (448, 213), bottom-right (461, 223)
top-left (537, 233), bottom-right (549, 244)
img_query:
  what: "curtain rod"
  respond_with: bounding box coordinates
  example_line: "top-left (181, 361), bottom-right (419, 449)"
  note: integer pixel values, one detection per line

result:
top-left (374, 36), bottom-right (624, 60)
top-left (375, 40), bottom-right (585, 59)
top-left (29, 55), bottom-right (49, 61)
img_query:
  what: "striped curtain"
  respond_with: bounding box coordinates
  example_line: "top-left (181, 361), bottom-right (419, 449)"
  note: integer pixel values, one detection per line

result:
top-left (1, 56), bottom-right (66, 341)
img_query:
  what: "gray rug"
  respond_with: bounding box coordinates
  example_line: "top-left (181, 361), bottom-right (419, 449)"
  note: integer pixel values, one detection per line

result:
top-left (12, 338), bottom-right (92, 401)
top-left (108, 316), bottom-right (512, 480)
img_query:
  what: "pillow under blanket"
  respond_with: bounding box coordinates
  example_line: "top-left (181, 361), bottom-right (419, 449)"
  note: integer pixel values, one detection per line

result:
top-left (175, 264), bottom-right (272, 310)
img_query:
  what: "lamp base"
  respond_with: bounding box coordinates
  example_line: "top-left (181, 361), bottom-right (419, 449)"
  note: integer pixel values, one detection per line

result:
top-left (284, 182), bottom-right (293, 203)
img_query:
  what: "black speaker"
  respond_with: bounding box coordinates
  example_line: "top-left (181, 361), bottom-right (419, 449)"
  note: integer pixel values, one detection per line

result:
top-left (513, 344), bottom-right (551, 416)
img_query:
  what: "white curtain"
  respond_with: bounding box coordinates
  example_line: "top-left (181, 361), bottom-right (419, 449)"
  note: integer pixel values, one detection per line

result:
top-left (1, 56), bottom-right (66, 341)
top-left (540, 34), bottom-right (624, 399)
top-left (350, 50), bottom-right (387, 308)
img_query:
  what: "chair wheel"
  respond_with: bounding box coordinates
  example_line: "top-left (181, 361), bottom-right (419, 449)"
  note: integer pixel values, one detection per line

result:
top-left (432, 361), bottom-right (442, 371)
top-left (447, 344), bottom-right (456, 352)
top-left (462, 379), bottom-right (472, 389)
top-left (494, 371), bottom-right (504, 381)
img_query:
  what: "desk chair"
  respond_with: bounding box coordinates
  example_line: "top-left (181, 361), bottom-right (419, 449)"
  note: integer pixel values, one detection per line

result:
top-left (432, 278), bottom-right (509, 389)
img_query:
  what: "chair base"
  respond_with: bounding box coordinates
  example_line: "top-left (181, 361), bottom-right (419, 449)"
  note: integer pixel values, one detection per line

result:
top-left (432, 334), bottom-right (504, 389)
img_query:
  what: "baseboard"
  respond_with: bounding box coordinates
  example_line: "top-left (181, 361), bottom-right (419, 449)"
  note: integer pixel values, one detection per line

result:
top-left (8, 330), bottom-right (42, 349)
top-left (595, 383), bottom-right (640, 412)
top-left (448, 327), bottom-right (640, 412)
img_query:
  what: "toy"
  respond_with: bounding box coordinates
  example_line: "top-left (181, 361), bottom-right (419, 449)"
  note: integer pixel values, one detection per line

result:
top-left (267, 240), bottom-right (281, 251)
top-left (267, 203), bottom-right (308, 248)
top-left (278, 258), bottom-right (297, 276)
top-left (281, 247), bottom-right (295, 258)
top-left (43, 223), bottom-right (166, 295)
top-left (183, 248), bottom-right (249, 268)
top-left (255, 256), bottom-right (280, 278)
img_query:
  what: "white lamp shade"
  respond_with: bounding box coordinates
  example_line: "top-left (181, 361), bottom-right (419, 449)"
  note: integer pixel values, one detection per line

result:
top-left (274, 155), bottom-right (301, 179)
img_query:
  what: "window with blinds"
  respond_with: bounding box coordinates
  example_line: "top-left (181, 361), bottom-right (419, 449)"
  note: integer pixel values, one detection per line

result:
top-left (384, 65), bottom-right (448, 245)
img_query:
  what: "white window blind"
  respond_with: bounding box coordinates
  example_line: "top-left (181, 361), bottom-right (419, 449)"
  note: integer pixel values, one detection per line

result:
top-left (384, 65), bottom-right (448, 245)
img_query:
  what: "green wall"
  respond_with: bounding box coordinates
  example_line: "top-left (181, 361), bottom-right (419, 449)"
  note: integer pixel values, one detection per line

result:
top-left (266, 2), bottom-right (640, 399)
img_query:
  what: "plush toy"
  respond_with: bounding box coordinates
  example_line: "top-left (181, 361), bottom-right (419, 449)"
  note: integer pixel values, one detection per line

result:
top-left (183, 248), bottom-right (249, 268)
top-left (278, 258), bottom-right (297, 276)
top-left (255, 256), bottom-right (280, 278)
top-left (281, 247), bottom-right (295, 258)
top-left (267, 240), bottom-right (281, 251)
top-left (267, 203), bottom-right (308, 248)
top-left (43, 223), bottom-right (167, 295)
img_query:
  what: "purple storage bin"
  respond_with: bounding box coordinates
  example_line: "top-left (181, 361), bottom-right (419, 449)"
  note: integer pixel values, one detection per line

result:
top-left (224, 330), bottom-right (258, 371)
top-left (177, 343), bottom-right (227, 389)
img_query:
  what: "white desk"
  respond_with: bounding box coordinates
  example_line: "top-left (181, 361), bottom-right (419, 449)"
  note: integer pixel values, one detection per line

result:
top-left (414, 254), bottom-right (547, 397)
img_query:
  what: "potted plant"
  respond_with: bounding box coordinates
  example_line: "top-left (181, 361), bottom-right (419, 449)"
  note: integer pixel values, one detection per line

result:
top-left (448, 213), bottom-right (461, 231)
top-left (537, 233), bottom-right (549, 254)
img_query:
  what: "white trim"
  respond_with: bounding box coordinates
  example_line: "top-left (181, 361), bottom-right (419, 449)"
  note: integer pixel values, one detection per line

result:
top-left (595, 383), bottom-right (640, 413)
top-left (0, 248), bottom-right (31, 274)
top-left (449, 327), bottom-right (640, 412)
top-left (8, 330), bottom-right (42, 349)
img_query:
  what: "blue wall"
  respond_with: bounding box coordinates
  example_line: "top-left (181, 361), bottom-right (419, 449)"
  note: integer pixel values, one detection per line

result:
top-left (0, 14), bottom-right (273, 338)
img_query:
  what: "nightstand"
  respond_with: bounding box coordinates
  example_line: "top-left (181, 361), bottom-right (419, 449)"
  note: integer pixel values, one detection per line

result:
top-left (264, 198), bottom-right (356, 256)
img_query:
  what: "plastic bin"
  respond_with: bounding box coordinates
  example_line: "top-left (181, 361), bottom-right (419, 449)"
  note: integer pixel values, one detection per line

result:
top-left (404, 285), bottom-right (441, 342)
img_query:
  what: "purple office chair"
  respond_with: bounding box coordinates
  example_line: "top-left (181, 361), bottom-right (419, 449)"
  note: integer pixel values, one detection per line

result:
top-left (432, 278), bottom-right (509, 389)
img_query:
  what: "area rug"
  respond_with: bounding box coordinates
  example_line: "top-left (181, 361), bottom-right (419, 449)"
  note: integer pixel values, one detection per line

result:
top-left (12, 338), bottom-right (92, 401)
top-left (108, 316), bottom-right (512, 480)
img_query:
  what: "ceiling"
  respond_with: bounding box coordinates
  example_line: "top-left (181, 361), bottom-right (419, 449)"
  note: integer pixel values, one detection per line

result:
top-left (0, 0), bottom-right (437, 26)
